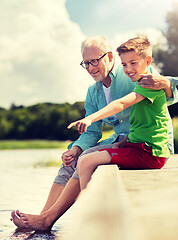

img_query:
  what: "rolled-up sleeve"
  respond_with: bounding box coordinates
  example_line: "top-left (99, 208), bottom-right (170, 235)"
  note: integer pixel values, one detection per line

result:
top-left (68, 87), bottom-right (103, 151)
top-left (166, 77), bottom-right (178, 106)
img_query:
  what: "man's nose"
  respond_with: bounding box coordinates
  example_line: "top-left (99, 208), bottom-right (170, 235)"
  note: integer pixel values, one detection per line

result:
top-left (88, 62), bottom-right (95, 71)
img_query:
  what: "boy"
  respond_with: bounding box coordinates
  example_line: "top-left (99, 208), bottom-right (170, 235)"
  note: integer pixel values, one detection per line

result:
top-left (68, 36), bottom-right (170, 190)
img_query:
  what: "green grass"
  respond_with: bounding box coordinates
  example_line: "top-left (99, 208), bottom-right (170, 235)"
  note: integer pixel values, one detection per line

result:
top-left (0, 140), bottom-right (70, 150)
top-left (33, 158), bottom-right (62, 168)
top-left (173, 117), bottom-right (178, 153)
top-left (100, 130), bottom-right (114, 140)
top-left (173, 117), bottom-right (178, 138)
top-left (0, 131), bottom-right (114, 150)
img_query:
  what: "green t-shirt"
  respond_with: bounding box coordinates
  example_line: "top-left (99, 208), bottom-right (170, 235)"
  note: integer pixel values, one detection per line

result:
top-left (128, 85), bottom-right (170, 158)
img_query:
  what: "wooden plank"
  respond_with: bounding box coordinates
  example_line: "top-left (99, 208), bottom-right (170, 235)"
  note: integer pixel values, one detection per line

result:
top-left (120, 154), bottom-right (178, 240)
top-left (63, 165), bottom-right (143, 240)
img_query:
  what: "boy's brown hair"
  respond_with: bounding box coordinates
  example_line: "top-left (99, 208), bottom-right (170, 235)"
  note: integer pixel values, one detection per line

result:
top-left (116, 36), bottom-right (152, 58)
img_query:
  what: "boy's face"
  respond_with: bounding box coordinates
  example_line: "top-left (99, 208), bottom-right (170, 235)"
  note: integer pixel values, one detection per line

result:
top-left (120, 51), bottom-right (151, 82)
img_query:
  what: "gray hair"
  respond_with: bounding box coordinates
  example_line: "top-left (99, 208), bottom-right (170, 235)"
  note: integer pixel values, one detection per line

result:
top-left (81, 36), bottom-right (112, 54)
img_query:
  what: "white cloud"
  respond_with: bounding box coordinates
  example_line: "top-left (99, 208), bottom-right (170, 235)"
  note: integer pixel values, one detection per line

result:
top-left (0, 0), bottom-right (92, 108)
top-left (111, 28), bottom-right (166, 53)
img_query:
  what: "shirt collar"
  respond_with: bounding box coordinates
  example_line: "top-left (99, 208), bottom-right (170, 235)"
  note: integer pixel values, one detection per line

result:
top-left (109, 60), bottom-right (118, 79)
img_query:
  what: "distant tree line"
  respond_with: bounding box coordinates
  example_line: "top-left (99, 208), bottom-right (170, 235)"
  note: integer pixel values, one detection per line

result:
top-left (0, 102), bottom-right (85, 141)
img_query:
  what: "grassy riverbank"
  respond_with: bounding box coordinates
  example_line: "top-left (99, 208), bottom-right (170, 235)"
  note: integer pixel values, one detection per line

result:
top-left (0, 140), bottom-right (71, 150)
top-left (0, 131), bottom-right (115, 150)
top-left (173, 118), bottom-right (178, 153)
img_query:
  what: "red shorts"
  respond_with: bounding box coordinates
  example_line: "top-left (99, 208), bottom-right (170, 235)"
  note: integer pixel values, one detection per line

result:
top-left (99, 142), bottom-right (166, 169)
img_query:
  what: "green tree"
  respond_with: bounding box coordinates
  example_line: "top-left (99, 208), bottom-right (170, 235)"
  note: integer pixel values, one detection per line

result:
top-left (0, 111), bottom-right (13, 139)
top-left (0, 102), bottom-right (85, 140)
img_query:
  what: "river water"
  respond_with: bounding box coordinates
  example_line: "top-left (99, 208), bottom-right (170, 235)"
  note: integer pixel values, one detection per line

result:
top-left (0, 149), bottom-right (72, 240)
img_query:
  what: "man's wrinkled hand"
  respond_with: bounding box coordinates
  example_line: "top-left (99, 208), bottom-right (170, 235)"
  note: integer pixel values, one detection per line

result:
top-left (139, 74), bottom-right (172, 97)
top-left (61, 149), bottom-right (76, 167)
top-left (139, 74), bottom-right (163, 90)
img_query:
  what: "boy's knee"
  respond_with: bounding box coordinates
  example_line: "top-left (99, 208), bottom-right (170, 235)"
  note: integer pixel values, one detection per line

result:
top-left (77, 155), bottom-right (89, 175)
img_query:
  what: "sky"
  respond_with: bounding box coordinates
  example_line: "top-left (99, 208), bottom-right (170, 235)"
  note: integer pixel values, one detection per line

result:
top-left (0, 0), bottom-right (176, 108)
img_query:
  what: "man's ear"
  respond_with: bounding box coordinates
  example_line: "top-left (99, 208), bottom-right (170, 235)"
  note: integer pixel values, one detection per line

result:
top-left (146, 56), bottom-right (152, 65)
top-left (108, 51), bottom-right (114, 62)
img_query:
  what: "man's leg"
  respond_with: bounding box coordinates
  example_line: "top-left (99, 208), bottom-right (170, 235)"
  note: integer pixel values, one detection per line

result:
top-left (40, 155), bottom-right (78, 213)
top-left (11, 154), bottom-right (78, 229)
top-left (11, 177), bottom-right (80, 231)
top-left (40, 183), bottom-right (64, 214)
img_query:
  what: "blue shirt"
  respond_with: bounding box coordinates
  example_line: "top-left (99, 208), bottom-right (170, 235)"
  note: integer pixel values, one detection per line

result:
top-left (69, 63), bottom-right (178, 154)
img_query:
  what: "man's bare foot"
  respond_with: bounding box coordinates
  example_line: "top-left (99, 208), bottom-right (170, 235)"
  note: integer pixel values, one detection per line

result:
top-left (13, 211), bottom-right (52, 231)
top-left (11, 210), bottom-right (29, 228)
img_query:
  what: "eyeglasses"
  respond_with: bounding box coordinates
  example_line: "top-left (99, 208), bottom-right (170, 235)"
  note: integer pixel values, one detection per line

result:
top-left (80, 52), bottom-right (109, 69)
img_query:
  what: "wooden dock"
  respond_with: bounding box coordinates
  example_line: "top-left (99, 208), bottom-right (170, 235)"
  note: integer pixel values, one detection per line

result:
top-left (62, 154), bottom-right (178, 240)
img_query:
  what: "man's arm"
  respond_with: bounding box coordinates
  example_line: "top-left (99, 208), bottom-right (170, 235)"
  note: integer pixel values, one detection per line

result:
top-left (139, 74), bottom-right (178, 106)
top-left (67, 87), bottom-right (103, 152)
top-left (139, 74), bottom-right (173, 97)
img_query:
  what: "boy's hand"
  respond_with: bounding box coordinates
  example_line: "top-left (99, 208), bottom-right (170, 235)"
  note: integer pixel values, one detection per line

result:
top-left (112, 135), bottom-right (128, 149)
top-left (67, 117), bottom-right (92, 134)
top-left (112, 142), bottom-right (122, 149)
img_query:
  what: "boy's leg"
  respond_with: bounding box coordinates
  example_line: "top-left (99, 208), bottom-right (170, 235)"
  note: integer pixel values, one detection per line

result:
top-left (78, 150), bottom-right (111, 190)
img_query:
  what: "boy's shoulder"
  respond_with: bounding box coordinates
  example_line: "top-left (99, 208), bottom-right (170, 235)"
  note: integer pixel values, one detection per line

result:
top-left (135, 84), bottom-right (165, 94)
top-left (134, 85), bottom-right (166, 103)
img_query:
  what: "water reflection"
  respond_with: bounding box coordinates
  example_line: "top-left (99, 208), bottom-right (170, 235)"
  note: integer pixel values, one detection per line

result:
top-left (11, 229), bottom-right (57, 240)
top-left (0, 149), bottom-right (71, 240)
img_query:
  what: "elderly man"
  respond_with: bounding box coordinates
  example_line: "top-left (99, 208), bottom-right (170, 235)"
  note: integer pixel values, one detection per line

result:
top-left (11, 36), bottom-right (178, 231)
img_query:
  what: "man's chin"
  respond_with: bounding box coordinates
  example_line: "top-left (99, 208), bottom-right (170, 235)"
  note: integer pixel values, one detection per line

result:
top-left (92, 76), bottom-right (102, 82)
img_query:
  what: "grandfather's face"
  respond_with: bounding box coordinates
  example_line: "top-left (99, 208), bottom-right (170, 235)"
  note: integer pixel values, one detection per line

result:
top-left (82, 46), bottom-right (111, 82)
